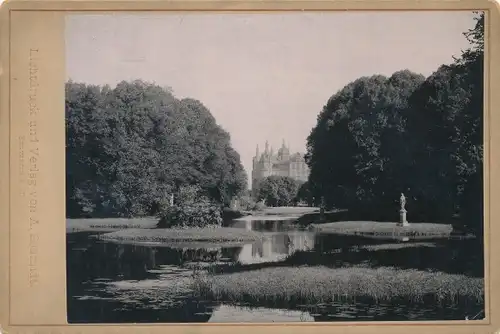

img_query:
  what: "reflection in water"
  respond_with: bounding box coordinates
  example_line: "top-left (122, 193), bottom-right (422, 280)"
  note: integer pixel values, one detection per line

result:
top-left (209, 304), bottom-right (315, 322)
top-left (237, 232), bottom-right (315, 265)
top-left (67, 216), bottom-right (484, 323)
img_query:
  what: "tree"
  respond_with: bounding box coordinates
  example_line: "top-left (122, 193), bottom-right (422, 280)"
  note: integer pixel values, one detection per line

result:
top-left (306, 71), bottom-right (425, 218)
top-left (66, 80), bottom-right (247, 218)
top-left (256, 176), bottom-right (301, 207)
top-left (296, 181), bottom-right (314, 206)
top-left (405, 12), bottom-right (484, 226)
top-left (304, 13), bottom-right (484, 230)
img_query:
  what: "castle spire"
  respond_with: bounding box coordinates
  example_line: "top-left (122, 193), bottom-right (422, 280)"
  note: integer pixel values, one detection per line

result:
top-left (282, 138), bottom-right (286, 149)
top-left (255, 144), bottom-right (259, 157)
top-left (265, 140), bottom-right (269, 154)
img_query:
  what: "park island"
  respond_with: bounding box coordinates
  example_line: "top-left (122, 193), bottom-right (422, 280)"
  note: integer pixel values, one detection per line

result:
top-left (65, 11), bottom-right (485, 323)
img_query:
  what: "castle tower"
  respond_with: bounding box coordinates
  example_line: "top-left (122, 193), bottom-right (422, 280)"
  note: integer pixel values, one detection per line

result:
top-left (253, 144), bottom-right (260, 166)
top-left (278, 138), bottom-right (290, 161)
top-left (252, 139), bottom-right (310, 195)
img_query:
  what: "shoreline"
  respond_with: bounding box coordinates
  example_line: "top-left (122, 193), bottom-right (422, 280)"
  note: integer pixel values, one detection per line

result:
top-left (309, 221), bottom-right (469, 240)
top-left (66, 215), bottom-right (470, 242)
top-left (66, 217), bottom-right (158, 233)
top-left (96, 227), bottom-right (268, 246)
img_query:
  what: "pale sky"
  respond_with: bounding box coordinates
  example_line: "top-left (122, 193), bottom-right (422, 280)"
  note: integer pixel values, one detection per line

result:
top-left (66, 11), bottom-right (477, 187)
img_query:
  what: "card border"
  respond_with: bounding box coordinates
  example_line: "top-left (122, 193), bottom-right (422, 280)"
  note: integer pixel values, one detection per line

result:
top-left (1, 1), bottom-right (498, 333)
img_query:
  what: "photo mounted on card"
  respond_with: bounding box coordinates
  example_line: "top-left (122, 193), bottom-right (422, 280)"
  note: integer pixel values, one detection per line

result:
top-left (0, 0), bottom-right (498, 333)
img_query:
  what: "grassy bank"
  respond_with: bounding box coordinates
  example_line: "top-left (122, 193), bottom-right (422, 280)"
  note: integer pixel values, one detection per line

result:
top-left (311, 221), bottom-right (457, 240)
top-left (66, 218), bottom-right (158, 233)
top-left (193, 266), bottom-right (484, 306)
top-left (97, 227), bottom-right (267, 246)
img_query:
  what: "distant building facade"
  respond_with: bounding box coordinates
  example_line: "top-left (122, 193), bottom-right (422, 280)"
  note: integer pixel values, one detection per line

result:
top-left (251, 140), bottom-right (310, 191)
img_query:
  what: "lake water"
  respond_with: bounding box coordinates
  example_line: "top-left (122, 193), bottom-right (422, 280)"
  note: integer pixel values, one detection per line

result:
top-left (67, 217), bottom-right (484, 323)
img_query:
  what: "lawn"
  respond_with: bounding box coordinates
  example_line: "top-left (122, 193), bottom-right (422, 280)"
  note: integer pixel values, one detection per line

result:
top-left (311, 221), bottom-right (459, 240)
top-left (66, 217), bottom-right (158, 233)
top-left (97, 227), bottom-right (267, 246)
top-left (193, 265), bottom-right (484, 305)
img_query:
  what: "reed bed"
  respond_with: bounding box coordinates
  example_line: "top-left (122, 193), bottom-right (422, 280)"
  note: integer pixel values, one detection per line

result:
top-left (193, 266), bottom-right (484, 305)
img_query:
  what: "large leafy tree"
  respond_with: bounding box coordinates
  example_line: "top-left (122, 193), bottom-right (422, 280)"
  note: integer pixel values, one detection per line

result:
top-left (306, 71), bottom-right (425, 218)
top-left (305, 12), bottom-right (484, 228)
top-left (405, 12), bottom-right (484, 228)
top-left (66, 80), bottom-right (247, 218)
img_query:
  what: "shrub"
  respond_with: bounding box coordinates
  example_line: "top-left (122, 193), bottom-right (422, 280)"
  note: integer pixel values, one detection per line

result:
top-left (252, 201), bottom-right (266, 212)
top-left (157, 185), bottom-right (223, 228)
top-left (236, 194), bottom-right (266, 212)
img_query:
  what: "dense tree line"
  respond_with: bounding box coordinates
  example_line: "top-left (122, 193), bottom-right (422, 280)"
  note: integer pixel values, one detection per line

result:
top-left (66, 80), bottom-right (247, 218)
top-left (305, 13), bottom-right (484, 236)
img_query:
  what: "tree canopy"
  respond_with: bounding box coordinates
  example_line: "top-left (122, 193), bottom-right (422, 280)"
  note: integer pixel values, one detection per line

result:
top-left (66, 80), bottom-right (247, 218)
top-left (305, 12), bottom-right (484, 233)
top-left (256, 176), bottom-right (302, 207)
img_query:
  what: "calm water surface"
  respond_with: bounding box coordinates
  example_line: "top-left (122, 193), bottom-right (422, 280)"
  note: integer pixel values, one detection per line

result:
top-left (67, 217), bottom-right (483, 323)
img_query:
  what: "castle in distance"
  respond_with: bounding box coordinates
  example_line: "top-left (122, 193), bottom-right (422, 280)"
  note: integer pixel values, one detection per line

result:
top-left (251, 140), bottom-right (310, 191)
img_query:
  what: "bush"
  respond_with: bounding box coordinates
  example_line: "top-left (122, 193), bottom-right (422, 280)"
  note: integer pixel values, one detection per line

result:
top-left (234, 194), bottom-right (255, 211)
top-left (252, 201), bottom-right (266, 212)
top-left (236, 194), bottom-right (266, 212)
top-left (157, 185), bottom-right (223, 228)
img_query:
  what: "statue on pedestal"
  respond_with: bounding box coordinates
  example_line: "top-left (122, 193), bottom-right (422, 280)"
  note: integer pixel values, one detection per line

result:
top-left (398, 193), bottom-right (409, 226)
top-left (320, 196), bottom-right (325, 222)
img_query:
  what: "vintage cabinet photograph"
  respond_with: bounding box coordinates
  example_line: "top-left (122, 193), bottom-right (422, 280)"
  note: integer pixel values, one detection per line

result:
top-left (63, 10), bottom-right (485, 323)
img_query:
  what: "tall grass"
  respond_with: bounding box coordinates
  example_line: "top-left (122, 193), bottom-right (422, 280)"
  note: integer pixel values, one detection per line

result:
top-left (192, 266), bottom-right (483, 306)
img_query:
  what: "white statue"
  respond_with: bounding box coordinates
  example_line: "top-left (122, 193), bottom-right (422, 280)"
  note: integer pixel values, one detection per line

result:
top-left (400, 193), bottom-right (406, 211)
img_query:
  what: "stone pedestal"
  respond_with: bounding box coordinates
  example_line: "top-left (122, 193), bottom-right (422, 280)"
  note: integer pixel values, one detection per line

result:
top-left (398, 209), bottom-right (409, 227)
top-left (319, 196), bottom-right (326, 222)
top-left (319, 207), bottom-right (325, 222)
